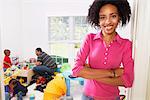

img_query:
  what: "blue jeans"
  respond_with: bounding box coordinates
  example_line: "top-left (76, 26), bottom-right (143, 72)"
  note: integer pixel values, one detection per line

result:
top-left (5, 92), bottom-right (11, 100)
top-left (3, 68), bottom-right (7, 72)
top-left (82, 94), bottom-right (120, 100)
top-left (33, 65), bottom-right (55, 78)
top-left (5, 91), bottom-right (25, 100)
top-left (17, 91), bottom-right (26, 100)
top-left (82, 94), bottom-right (94, 100)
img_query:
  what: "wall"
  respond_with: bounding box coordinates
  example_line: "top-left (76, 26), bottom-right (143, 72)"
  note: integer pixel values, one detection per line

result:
top-left (0, 0), bottom-right (5, 99)
top-left (1, 0), bottom-right (22, 98)
top-left (147, 57), bottom-right (150, 100)
top-left (130, 0), bottom-right (150, 99)
top-left (0, 32), bottom-right (4, 100)
top-left (1, 0), bottom-right (23, 60)
top-left (0, 0), bottom-right (132, 61)
top-left (0, 0), bottom-right (93, 60)
top-left (21, 0), bottom-right (94, 60)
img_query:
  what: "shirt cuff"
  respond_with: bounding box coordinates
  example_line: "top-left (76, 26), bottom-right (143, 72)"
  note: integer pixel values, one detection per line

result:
top-left (121, 74), bottom-right (133, 88)
top-left (72, 65), bottom-right (84, 77)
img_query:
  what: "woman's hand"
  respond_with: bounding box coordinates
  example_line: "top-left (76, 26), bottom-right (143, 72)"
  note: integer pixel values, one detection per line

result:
top-left (84, 63), bottom-right (90, 68)
top-left (84, 64), bottom-right (124, 78)
top-left (114, 68), bottom-right (124, 77)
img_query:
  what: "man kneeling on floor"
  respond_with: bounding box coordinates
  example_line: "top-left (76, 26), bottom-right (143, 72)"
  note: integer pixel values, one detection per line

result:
top-left (33, 47), bottom-right (57, 78)
top-left (31, 48), bottom-right (57, 92)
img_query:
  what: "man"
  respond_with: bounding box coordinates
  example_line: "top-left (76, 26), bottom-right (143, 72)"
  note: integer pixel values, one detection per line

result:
top-left (33, 48), bottom-right (57, 78)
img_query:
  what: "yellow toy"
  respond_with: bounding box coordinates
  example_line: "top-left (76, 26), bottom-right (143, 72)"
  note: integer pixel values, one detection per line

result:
top-left (19, 77), bottom-right (24, 84)
top-left (43, 74), bottom-right (67, 100)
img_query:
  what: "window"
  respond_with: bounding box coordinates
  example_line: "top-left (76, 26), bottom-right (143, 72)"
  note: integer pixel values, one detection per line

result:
top-left (48, 16), bottom-right (96, 65)
top-left (48, 17), bottom-right (70, 41)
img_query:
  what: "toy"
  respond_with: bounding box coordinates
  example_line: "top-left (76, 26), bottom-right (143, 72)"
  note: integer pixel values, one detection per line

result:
top-left (19, 78), bottom-right (25, 84)
top-left (60, 63), bottom-right (71, 73)
top-left (43, 74), bottom-right (67, 100)
top-left (29, 94), bottom-right (35, 100)
top-left (10, 65), bottom-right (19, 72)
top-left (22, 65), bottom-right (29, 70)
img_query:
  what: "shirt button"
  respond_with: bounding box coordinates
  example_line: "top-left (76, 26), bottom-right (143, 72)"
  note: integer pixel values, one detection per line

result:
top-left (105, 52), bottom-right (108, 55)
top-left (104, 57), bottom-right (107, 60)
top-left (108, 44), bottom-right (111, 47)
top-left (104, 62), bottom-right (107, 65)
top-left (106, 48), bottom-right (108, 51)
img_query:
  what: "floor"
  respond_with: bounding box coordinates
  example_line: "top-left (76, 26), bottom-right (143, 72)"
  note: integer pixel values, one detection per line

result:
top-left (11, 80), bottom-right (126, 100)
top-left (12, 80), bottom-right (83, 100)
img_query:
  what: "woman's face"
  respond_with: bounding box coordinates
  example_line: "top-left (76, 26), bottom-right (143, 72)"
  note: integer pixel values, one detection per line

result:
top-left (99, 4), bottom-right (120, 35)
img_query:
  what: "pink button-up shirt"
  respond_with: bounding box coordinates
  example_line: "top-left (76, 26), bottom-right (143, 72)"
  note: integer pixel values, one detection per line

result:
top-left (72, 32), bottom-right (134, 99)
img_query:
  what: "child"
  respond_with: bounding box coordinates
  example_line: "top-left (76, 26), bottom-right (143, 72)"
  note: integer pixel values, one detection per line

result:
top-left (3, 49), bottom-right (12, 72)
top-left (5, 78), bottom-right (28, 100)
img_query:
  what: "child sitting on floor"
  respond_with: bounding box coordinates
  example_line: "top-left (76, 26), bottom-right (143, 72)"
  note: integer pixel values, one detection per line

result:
top-left (5, 78), bottom-right (28, 100)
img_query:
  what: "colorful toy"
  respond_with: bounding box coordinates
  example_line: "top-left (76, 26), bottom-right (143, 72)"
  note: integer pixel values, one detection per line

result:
top-left (43, 74), bottom-right (67, 100)
top-left (29, 94), bottom-right (35, 100)
top-left (22, 65), bottom-right (29, 70)
top-left (19, 77), bottom-right (25, 84)
top-left (60, 63), bottom-right (71, 73)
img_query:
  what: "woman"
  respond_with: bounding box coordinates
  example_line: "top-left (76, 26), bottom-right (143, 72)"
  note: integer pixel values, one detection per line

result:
top-left (72, 0), bottom-right (134, 100)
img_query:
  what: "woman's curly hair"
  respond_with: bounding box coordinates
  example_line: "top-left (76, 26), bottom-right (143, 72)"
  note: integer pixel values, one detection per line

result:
top-left (87, 0), bottom-right (131, 28)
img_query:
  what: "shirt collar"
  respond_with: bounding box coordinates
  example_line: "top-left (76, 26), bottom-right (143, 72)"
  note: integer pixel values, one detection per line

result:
top-left (114, 33), bottom-right (123, 45)
top-left (93, 31), bottom-right (123, 45)
top-left (93, 31), bottom-right (102, 40)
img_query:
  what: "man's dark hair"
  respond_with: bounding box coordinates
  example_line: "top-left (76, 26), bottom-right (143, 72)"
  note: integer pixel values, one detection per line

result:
top-left (87, 0), bottom-right (131, 28)
top-left (36, 48), bottom-right (42, 52)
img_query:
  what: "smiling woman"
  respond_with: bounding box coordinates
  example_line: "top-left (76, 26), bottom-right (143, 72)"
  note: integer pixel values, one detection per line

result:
top-left (72, 0), bottom-right (134, 100)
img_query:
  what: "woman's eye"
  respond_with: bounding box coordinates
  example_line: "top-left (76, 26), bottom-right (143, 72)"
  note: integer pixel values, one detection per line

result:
top-left (100, 16), bottom-right (105, 20)
top-left (112, 15), bottom-right (117, 18)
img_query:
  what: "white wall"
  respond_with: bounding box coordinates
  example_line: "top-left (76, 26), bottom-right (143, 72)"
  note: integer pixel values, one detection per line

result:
top-left (0, 0), bottom-right (94, 60)
top-left (0, 32), bottom-right (4, 100)
top-left (0, 0), bottom-right (5, 99)
top-left (1, 0), bottom-right (132, 61)
top-left (147, 57), bottom-right (150, 100)
top-left (0, 0), bottom-right (2, 63)
top-left (130, 0), bottom-right (150, 99)
top-left (21, 0), bottom-right (94, 60)
top-left (21, 0), bottom-right (133, 60)
top-left (1, 0), bottom-right (23, 60)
